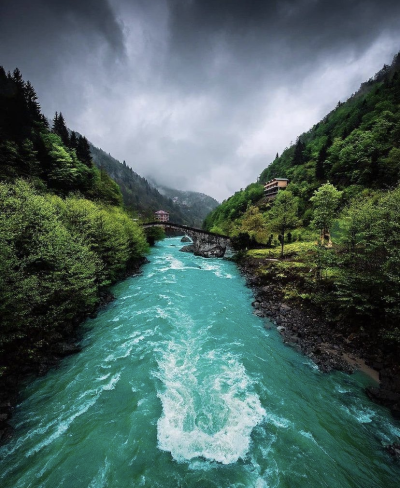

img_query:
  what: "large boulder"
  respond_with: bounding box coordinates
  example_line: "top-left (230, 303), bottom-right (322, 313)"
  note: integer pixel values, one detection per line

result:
top-left (194, 245), bottom-right (226, 258)
top-left (181, 235), bottom-right (192, 243)
top-left (179, 244), bottom-right (195, 253)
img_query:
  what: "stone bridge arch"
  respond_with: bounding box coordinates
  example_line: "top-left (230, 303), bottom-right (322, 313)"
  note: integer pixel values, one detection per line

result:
top-left (143, 222), bottom-right (231, 258)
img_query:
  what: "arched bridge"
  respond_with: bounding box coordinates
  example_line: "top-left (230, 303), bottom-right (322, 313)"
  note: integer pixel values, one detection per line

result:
top-left (143, 222), bottom-right (231, 258)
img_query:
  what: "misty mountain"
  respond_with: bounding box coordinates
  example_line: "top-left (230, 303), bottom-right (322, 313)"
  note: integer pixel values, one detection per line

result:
top-left (148, 179), bottom-right (219, 228)
top-left (89, 144), bottom-right (218, 226)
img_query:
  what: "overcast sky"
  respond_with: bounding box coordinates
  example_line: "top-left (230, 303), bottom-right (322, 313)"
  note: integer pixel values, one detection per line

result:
top-left (1, 0), bottom-right (400, 200)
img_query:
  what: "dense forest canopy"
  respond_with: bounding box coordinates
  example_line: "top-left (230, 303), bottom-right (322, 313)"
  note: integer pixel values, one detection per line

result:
top-left (0, 68), bottom-right (148, 379)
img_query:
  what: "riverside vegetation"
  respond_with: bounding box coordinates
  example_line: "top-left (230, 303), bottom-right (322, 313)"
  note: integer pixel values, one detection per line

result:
top-left (204, 54), bottom-right (400, 417)
top-left (0, 68), bottom-right (151, 438)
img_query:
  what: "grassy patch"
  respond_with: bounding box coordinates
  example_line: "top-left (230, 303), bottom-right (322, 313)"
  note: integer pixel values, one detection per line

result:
top-left (247, 241), bottom-right (317, 259)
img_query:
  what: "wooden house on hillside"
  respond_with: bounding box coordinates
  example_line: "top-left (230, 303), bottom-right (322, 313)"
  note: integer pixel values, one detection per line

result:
top-left (264, 178), bottom-right (289, 199)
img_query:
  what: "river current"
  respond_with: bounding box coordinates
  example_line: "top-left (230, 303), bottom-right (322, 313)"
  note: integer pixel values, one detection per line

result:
top-left (1, 237), bottom-right (399, 487)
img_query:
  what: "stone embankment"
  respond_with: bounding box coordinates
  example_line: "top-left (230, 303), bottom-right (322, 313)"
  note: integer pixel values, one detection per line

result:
top-left (239, 257), bottom-right (400, 420)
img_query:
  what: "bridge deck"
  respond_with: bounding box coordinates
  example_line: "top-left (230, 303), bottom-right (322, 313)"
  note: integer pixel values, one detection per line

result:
top-left (142, 222), bottom-right (230, 239)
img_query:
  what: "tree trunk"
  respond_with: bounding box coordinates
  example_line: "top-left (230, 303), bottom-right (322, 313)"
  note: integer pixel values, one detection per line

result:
top-left (321, 227), bottom-right (332, 247)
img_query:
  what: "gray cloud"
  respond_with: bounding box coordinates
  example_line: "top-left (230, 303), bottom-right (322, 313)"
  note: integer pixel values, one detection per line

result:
top-left (1, 0), bottom-right (400, 200)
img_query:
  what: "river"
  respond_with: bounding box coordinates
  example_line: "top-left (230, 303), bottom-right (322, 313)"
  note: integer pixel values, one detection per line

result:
top-left (0, 237), bottom-right (399, 487)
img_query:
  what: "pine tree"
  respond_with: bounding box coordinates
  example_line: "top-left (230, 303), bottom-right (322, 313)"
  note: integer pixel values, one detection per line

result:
top-left (12, 68), bottom-right (24, 90)
top-left (9, 68), bottom-right (30, 140)
top-left (69, 131), bottom-right (78, 150)
top-left (76, 135), bottom-right (92, 166)
top-left (24, 81), bottom-right (41, 122)
top-left (0, 66), bottom-right (7, 84)
top-left (52, 111), bottom-right (70, 147)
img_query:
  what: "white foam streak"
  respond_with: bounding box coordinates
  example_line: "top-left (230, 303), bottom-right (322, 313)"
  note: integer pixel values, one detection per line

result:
top-left (26, 394), bottom-right (99, 457)
top-left (156, 340), bottom-right (265, 464)
top-left (88, 458), bottom-right (110, 488)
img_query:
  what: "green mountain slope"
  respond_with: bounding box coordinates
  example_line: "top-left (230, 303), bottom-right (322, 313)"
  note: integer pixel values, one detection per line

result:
top-left (205, 52), bottom-right (400, 233)
top-left (260, 54), bottom-right (400, 195)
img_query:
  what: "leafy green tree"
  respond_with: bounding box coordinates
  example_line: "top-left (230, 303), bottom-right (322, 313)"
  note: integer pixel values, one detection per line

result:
top-left (310, 183), bottom-right (342, 246)
top-left (332, 186), bottom-right (400, 333)
top-left (42, 133), bottom-right (78, 190)
top-left (230, 232), bottom-right (255, 250)
top-left (238, 205), bottom-right (267, 243)
top-left (383, 147), bottom-right (400, 183)
top-left (144, 226), bottom-right (166, 246)
top-left (89, 168), bottom-right (123, 206)
top-left (0, 181), bottom-right (100, 364)
top-left (269, 191), bottom-right (299, 256)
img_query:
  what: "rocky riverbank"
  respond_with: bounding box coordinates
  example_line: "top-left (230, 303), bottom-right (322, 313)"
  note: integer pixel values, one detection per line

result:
top-left (0, 257), bottom-right (149, 444)
top-left (238, 256), bottom-right (400, 420)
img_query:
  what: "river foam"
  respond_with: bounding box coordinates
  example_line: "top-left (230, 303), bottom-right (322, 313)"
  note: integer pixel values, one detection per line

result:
top-left (155, 335), bottom-right (266, 464)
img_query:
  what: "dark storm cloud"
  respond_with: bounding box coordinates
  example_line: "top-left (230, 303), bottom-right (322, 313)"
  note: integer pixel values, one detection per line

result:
top-left (0, 0), bottom-right (125, 113)
top-left (45, 0), bottom-right (126, 55)
top-left (165, 0), bottom-right (400, 88)
top-left (0, 0), bottom-right (125, 56)
top-left (1, 0), bottom-right (400, 199)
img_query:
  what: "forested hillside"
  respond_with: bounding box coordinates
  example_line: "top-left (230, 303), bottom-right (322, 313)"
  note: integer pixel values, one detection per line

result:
top-left (89, 145), bottom-right (192, 224)
top-left (205, 53), bottom-right (400, 235)
top-left (0, 68), bottom-right (148, 395)
top-left (203, 54), bottom-right (400, 410)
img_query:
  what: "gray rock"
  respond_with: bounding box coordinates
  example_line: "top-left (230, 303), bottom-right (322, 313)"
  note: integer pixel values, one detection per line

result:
top-left (194, 245), bottom-right (226, 258)
top-left (179, 245), bottom-right (195, 253)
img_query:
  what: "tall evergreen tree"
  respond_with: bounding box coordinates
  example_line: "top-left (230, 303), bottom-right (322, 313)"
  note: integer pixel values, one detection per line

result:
top-left (24, 81), bottom-right (41, 122)
top-left (52, 111), bottom-right (70, 147)
top-left (69, 131), bottom-right (78, 150)
top-left (9, 68), bottom-right (30, 140)
top-left (12, 68), bottom-right (24, 90)
top-left (76, 135), bottom-right (92, 166)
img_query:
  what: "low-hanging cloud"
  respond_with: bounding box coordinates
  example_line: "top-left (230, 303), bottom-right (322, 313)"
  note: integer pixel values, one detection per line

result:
top-left (1, 0), bottom-right (400, 200)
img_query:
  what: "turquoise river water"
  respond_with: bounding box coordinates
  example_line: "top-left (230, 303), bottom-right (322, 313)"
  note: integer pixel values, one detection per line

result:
top-left (1, 237), bottom-right (400, 487)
